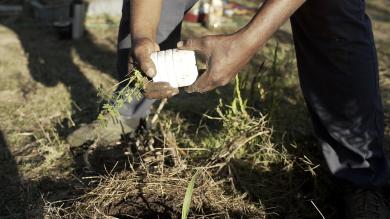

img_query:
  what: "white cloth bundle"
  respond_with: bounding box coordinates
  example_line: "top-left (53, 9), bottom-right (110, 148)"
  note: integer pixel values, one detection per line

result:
top-left (151, 49), bottom-right (198, 88)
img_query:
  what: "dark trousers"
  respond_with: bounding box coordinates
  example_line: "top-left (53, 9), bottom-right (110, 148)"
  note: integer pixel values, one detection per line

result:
top-left (118, 0), bottom-right (389, 187)
top-left (291, 0), bottom-right (389, 187)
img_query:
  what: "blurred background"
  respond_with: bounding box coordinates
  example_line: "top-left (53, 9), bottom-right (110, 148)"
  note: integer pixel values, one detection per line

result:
top-left (0, 0), bottom-right (389, 218)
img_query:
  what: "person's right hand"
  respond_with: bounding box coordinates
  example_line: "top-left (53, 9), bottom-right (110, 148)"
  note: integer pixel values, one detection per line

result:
top-left (131, 38), bottom-right (179, 99)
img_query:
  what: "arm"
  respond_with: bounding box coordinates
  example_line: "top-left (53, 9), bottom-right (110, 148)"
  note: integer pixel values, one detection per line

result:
top-left (130, 0), bottom-right (162, 76)
top-left (129, 0), bottom-right (179, 98)
top-left (130, 0), bottom-right (163, 43)
top-left (178, 0), bottom-right (305, 93)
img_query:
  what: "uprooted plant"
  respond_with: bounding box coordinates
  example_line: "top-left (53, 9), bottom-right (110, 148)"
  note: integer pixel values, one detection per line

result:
top-left (97, 69), bottom-right (149, 126)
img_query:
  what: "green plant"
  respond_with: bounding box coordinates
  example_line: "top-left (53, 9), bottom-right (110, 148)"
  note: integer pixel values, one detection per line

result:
top-left (97, 69), bottom-right (149, 126)
top-left (181, 170), bottom-right (201, 219)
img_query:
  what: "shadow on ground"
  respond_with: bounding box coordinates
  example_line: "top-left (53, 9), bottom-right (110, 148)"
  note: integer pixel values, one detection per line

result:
top-left (0, 130), bottom-right (26, 218)
top-left (1, 16), bottom-right (117, 134)
top-left (0, 15), bottom-right (118, 218)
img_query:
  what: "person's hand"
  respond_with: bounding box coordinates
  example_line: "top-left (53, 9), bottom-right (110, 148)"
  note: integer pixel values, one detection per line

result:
top-left (177, 34), bottom-right (257, 93)
top-left (131, 38), bottom-right (179, 99)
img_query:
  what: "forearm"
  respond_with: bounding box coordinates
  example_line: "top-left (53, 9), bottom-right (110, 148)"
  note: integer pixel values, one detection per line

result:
top-left (238, 0), bottom-right (305, 51)
top-left (130, 0), bottom-right (163, 42)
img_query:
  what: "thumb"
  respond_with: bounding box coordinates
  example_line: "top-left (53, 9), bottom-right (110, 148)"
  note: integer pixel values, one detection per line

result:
top-left (137, 55), bottom-right (157, 78)
top-left (184, 69), bottom-right (211, 93)
top-left (154, 42), bottom-right (160, 52)
top-left (177, 38), bottom-right (206, 52)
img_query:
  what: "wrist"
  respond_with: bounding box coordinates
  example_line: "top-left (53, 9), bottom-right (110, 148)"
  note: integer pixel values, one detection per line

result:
top-left (132, 36), bottom-right (156, 46)
top-left (131, 27), bottom-right (157, 44)
top-left (233, 27), bottom-right (264, 53)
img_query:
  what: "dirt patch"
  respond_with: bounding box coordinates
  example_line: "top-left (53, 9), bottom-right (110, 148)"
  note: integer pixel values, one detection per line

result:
top-left (48, 168), bottom-right (265, 218)
top-left (46, 120), bottom-right (269, 218)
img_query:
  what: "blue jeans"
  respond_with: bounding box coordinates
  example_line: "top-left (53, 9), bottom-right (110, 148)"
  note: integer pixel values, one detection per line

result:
top-left (118, 0), bottom-right (390, 187)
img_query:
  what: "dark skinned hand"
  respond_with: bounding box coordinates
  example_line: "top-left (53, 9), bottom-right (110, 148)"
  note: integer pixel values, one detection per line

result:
top-left (131, 38), bottom-right (179, 99)
top-left (177, 34), bottom-right (257, 93)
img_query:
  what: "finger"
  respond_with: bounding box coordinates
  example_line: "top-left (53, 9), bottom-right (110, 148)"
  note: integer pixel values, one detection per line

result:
top-left (144, 82), bottom-right (179, 95)
top-left (133, 41), bottom-right (159, 77)
top-left (177, 38), bottom-right (206, 52)
top-left (184, 70), bottom-right (214, 93)
top-left (144, 91), bottom-right (178, 99)
top-left (144, 81), bottom-right (172, 91)
top-left (144, 88), bottom-right (179, 99)
top-left (154, 42), bottom-right (160, 52)
top-left (144, 82), bottom-right (179, 99)
top-left (138, 55), bottom-right (157, 78)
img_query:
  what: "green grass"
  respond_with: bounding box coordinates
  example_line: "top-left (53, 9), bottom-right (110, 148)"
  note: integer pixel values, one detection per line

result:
top-left (181, 170), bottom-right (201, 219)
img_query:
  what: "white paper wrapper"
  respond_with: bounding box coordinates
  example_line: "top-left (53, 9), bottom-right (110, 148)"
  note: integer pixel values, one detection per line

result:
top-left (151, 49), bottom-right (198, 88)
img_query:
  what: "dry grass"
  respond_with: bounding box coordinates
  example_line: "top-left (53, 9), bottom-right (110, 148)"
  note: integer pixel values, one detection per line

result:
top-left (42, 79), bottom-right (322, 218)
top-left (42, 92), bottom-right (274, 218)
top-left (45, 167), bottom-right (265, 218)
top-left (43, 86), bottom-right (273, 218)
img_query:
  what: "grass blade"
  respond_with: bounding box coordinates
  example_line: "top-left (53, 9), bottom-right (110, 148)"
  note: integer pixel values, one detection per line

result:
top-left (181, 170), bottom-right (201, 219)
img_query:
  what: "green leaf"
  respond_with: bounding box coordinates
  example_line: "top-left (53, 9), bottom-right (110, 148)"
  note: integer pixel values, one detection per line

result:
top-left (181, 170), bottom-right (201, 219)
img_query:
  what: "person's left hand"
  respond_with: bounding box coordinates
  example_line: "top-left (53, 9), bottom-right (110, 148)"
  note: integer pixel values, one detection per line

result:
top-left (129, 38), bottom-right (179, 99)
top-left (177, 34), bottom-right (257, 93)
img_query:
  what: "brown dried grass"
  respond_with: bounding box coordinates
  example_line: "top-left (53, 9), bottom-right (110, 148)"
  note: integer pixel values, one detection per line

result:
top-left (45, 165), bottom-right (266, 218)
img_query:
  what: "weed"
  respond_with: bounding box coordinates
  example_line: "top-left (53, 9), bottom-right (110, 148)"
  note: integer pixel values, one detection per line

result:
top-left (97, 69), bottom-right (149, 126)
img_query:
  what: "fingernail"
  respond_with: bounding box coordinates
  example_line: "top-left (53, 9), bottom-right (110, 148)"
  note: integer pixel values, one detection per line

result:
top-left (177, 41), bottom-right (183, 48)
top-left (146, 68), bottom-right (155, 77)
